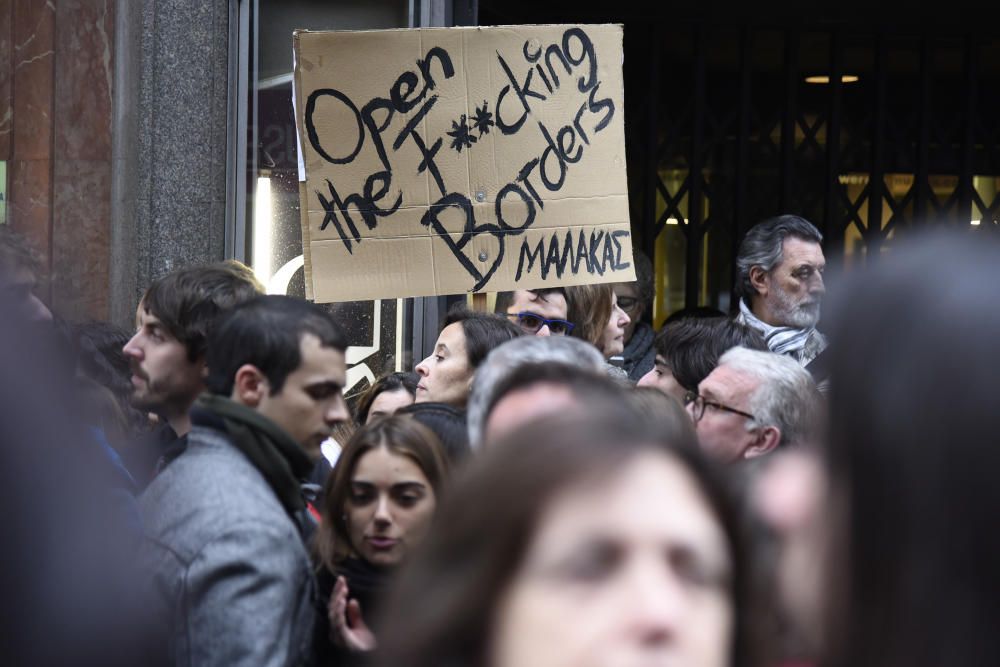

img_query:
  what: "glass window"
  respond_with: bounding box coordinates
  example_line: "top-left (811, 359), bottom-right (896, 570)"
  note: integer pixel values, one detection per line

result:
top-left (650, 168), bottom-right (725, 324)
top-left (245, 0), bottom-right (411, 401)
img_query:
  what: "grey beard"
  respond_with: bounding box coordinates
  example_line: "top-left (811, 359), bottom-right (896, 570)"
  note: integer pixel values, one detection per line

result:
top-left (771, 290), bottom-right (822, 329)
top-left (781, 303), bottom-right (821, 329)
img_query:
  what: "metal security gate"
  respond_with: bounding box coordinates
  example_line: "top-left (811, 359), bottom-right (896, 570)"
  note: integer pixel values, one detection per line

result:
top-left (633, 23), bottom-right (1000, 319)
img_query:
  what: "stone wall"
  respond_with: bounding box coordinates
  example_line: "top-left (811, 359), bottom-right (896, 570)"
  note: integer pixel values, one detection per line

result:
top-left (1, 0), bottom-right (114, 321)
top-left (110, 0), bottom-right (231, 325)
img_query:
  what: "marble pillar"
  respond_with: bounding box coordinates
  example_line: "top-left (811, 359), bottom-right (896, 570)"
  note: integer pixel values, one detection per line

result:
top-left (109, 0), bottom-right (231, 325)
top-left (9, 0), bottom-right (55, 295)
top-left (51, 0), bottom-right (113, 318)
top-left (0, 0), bottom-right (12, 160)
top-left (5, 0), bottom-right (114, 320)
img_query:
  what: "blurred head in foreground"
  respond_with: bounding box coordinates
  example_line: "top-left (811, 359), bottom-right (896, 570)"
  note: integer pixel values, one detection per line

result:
top-left (379, 408), bottom-right (754, 667)
top-left (755, 231), bottom-right (1000, 666)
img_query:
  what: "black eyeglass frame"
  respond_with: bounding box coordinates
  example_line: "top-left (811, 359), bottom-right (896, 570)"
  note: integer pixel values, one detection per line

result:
top-left (683, 390), bottom-right (757, 423)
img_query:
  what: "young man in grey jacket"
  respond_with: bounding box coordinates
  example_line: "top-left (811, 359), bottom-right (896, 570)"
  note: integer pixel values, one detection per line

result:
top-left (139, 295), bottom-right (349, 666)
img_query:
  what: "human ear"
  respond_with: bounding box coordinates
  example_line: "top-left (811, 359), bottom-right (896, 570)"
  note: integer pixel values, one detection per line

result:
top-left (233, 364), bottom-right (268, 407)
top-left (749, 265), bottom-right (770, 297)
top-left (744, 425), bottom-right (781, 459)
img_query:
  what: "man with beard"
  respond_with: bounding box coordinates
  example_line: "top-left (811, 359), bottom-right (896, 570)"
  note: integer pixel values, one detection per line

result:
top-left (122, 262), bottom-right (262, 487)
top-left (734, 216), bottom-right (828, 378)
top-left (140, 295), bottom-right (349, 666)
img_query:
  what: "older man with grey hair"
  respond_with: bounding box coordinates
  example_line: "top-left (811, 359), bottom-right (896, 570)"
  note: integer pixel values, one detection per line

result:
top-left (685, 346), bottom-right (820, 463)
top-left (466, 335), bottom-right (606, 448)
top-left (735, 215), bottom-right (827, 369)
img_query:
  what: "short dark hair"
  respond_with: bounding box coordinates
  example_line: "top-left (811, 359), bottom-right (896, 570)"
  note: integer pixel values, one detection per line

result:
top-left (443, 307), bottom-right (523, 369)
top-left (484, 360), bottom-right (622, 425)
top-left (377, 409), bottom-right (755, 667)
top-left (354, 372), bottom-right (419, 425)
top-left (205, 295), bottom-right (347, 396)
top-left (396, 402), bottom-right (471, 464)
top-left (654, 316), bottom-right (767, 391)
top-left (735, 215), bottom-right (823, 301)
top-left (493, 288), bottom-right (566, 316)
top-left (664, 305), bottom-right (726, 325)
top-left (141, 262), bottom-right (263, 362)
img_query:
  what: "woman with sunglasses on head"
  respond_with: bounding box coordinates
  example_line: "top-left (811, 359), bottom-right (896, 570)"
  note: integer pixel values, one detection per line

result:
top-left (313, 414), bottom-right (449, 665)
top-left (414, 308), bottom-right (523, 410)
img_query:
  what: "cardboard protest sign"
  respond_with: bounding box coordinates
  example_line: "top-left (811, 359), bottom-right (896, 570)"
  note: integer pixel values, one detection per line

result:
top-left (293, 24), bottom-right (635, 302)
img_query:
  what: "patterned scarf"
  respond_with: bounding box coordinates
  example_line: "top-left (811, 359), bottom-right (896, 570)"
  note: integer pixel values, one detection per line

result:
top-left (737, 299), bottom-right (827, 365)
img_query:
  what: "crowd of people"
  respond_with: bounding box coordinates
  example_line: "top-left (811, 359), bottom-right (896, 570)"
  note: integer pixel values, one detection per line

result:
top-left (1, 213), bottom-right (999, 667)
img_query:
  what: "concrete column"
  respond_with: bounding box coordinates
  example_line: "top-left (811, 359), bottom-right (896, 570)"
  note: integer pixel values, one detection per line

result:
top-left (110, 0), bottom-right (231, 324)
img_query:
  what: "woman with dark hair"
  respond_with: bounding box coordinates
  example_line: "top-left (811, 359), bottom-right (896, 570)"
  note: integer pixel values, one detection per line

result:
top-left (414, 307), bottom-right (523, 408)
top-left (378, 408), bottom-right (757, 667)
top-left (354, 371), bottom-right (419, 425)
top-left (565, 283), bottom-right (632, 360)
top-left (314, 414), bottom-right (450, 662)
top-left (395, 401), bottom-right (471, 464)
top-left (756, 232), bottom-right (1000, 667)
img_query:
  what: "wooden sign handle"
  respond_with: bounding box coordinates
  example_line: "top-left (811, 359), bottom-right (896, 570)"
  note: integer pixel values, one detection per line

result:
top-left (471, 292), bottom-right (488, 312)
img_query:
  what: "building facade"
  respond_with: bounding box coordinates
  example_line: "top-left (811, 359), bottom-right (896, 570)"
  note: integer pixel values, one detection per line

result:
top-left (3, 0), bottom-right (997, 395)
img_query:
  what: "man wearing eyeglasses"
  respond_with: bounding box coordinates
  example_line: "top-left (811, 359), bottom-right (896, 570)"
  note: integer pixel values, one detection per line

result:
top-left (495, 288), bottom-right (573, 337)
top-left (684, 347), bottom-right (819, 463)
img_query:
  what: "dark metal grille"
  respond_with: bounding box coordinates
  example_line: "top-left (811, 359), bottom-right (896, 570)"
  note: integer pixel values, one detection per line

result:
top-left (635, 25), bottom-right (1000, 318)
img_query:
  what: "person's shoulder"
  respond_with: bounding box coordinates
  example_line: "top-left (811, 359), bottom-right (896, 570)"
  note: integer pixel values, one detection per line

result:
top-left (141, 428), bottom-right (241, 502)
top-left (153, 425), bottom-right (271, 492)
top-left (139, 427), bottom-right (293, 557)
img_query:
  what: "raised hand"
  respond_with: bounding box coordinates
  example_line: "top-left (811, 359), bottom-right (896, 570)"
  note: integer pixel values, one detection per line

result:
top-left (328, 575), bottom-right (377, 652)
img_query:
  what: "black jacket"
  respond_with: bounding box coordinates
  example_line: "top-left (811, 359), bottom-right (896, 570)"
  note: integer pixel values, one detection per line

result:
top-left (314, 558), bottom-right (392, 666)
